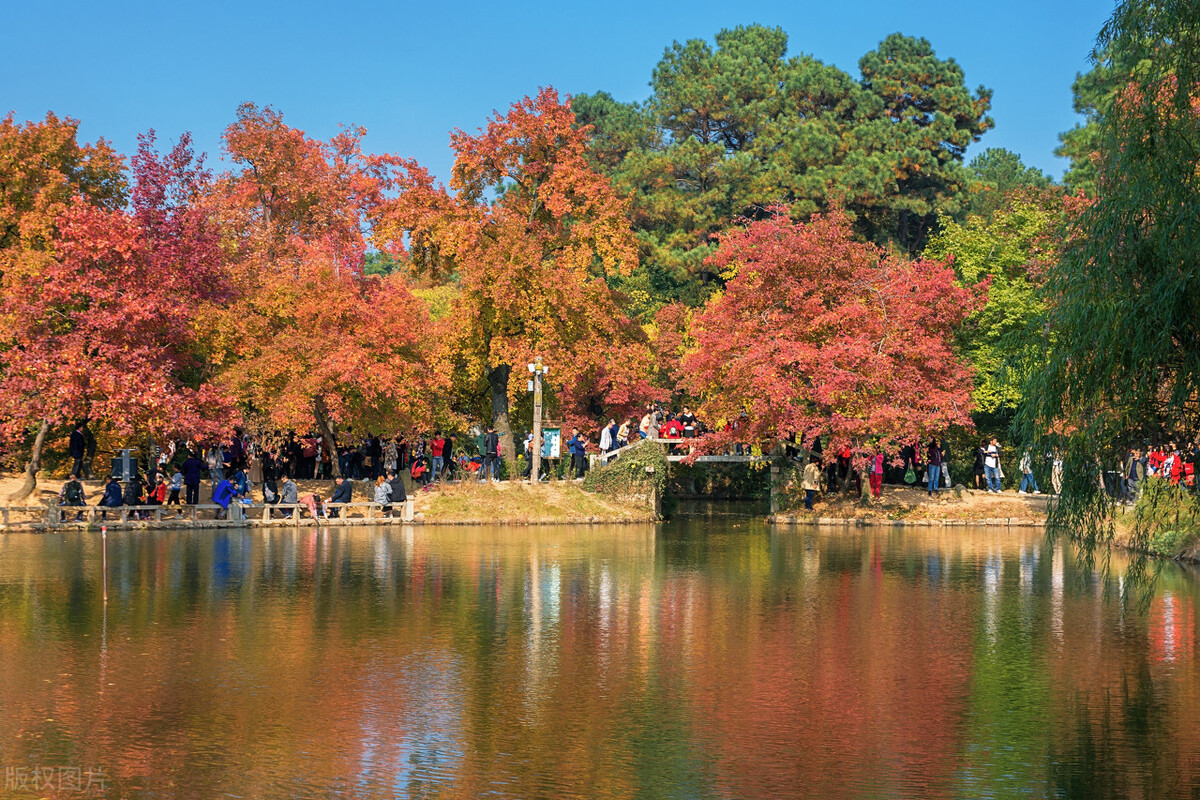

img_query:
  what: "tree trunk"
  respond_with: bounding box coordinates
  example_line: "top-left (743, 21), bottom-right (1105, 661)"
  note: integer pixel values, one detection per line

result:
top-left (898, 209), bottom-right (911, 253)
top-left (82, 425), bottom-right (97, 479)
top-left (487, 364), bottom-right (517, 477)
top-left (313, 396), bottom-right (341, 479)
top-left (8, 419), bottom-right (51, 502)
top-left (838, 466), bottom-right (859, 497)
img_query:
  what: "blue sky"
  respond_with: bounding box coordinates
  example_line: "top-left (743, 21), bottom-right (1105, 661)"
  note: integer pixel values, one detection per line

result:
top-left (3, 0), bottom-right (1115, 183)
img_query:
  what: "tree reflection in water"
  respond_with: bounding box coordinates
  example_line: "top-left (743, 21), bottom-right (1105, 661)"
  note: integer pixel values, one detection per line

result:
top-left (0, 522), bottom-right (1196, 798)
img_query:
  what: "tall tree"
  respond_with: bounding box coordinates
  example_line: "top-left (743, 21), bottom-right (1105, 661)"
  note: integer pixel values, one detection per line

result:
top-left (0, 112), bottom-right (127, 492)
top-left (213, 104), bottom-right (437, 468)
top-left (576, 26), bottom-right (993, 316)
top-left (377, 88), bottom-right (652, 472)
top-left (924, 189), bottom-right (1065, 418)
top-left (962, 148), bottom-right (1053, 220)
top-left (1018, 0), bottom-right (1200, 568)
top-left (856, 33), bottom-right (995, 250)
top-left (684, 209), bottom-right (981, 468)
top-left (0, 132), bottom-right (229, 498)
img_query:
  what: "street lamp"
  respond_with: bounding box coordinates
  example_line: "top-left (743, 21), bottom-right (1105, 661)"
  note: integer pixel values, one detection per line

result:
top-left (527, 358), bottom-right (548, 484)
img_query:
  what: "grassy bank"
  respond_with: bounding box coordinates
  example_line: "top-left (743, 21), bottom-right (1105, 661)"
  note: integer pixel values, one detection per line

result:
top-left (414, 480), bottom-right (656, 524)
top-left (774, 484), bottom-right (1049, 524)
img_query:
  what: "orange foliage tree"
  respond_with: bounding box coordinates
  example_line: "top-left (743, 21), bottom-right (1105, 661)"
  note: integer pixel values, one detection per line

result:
top-left (212, 104), bottom-right (441, 472)
top-left (377, 88), bottom-right (654, 470)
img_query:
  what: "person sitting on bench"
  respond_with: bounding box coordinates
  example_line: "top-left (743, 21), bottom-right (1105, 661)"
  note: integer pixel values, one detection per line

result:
top-left (98, 475), bottom-right (123, 520)
top-left (212, 477), bottom-right (236, 520)
top-left (327, 476), bottom-right (353, 518)
top-left (273, 475), bottom-right (298, 519)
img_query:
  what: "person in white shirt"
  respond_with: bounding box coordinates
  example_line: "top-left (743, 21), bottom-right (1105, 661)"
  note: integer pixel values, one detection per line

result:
top-left (599, 420), bottom-right (613, 454)
top-left (985, 438), bottom-right (1002, 493)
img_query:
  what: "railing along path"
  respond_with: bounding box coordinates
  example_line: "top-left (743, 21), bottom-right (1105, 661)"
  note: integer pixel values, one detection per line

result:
top-left (1, 499), bottom-right (415, 530)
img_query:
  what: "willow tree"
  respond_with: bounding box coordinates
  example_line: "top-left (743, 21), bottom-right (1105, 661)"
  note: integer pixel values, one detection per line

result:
top-left (1017, 0), bottom-right (1200, 575)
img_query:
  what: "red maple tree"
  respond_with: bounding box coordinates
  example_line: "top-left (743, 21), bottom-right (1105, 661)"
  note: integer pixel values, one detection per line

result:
top-left (684, 208), bottom-right (982, 464)
top-left (0, 132), bottom-right (232, 498)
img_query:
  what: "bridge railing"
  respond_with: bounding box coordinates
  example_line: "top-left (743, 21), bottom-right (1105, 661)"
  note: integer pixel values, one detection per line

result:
top-left (598, 438), bottom-right (765, 465)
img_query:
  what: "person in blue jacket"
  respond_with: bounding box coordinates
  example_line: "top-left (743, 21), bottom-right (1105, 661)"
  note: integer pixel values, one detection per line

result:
top-left (567, 428), bottom-right (588, 480)
top-left (212, 477), bottom-right (236, 519)
top-left (181, 450), bottom-right (205, 505)
top-left (98, 475), bottom-right (123, 520)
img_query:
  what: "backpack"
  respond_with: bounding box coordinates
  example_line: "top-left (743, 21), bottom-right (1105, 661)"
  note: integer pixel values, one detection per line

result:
top-left (65, 481), bottom-right (83, 503)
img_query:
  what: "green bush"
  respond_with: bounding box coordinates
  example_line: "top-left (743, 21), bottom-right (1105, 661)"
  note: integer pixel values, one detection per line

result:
top-left (582, 441), bottom-right (668, 500)
top-left (1133, 477), bottom-right (1200, 557)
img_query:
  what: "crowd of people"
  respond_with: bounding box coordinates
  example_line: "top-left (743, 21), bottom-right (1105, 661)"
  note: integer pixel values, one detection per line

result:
top-left (1116, 441), bottom-right (1199, 504)
top-left (789, 435), bottom-right (1200, 511)
top-left (53, 403), bottom-right (716, 519)
top-left (595, 404), bottom-right (707, 456)
top-left (53, 411), bottom-right (1197, 521)
top-left (54, 426), bottom-right (443, 520)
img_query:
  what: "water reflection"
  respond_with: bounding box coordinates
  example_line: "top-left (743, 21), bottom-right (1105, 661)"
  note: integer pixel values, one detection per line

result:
top-left (0, 522), bottom-right (1197, 798)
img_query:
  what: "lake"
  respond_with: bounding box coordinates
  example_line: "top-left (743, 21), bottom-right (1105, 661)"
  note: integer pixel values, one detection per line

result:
top-left (1, 514), bottom-right (1198, 798)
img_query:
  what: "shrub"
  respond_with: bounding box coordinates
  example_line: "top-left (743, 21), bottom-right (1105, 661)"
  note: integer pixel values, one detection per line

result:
top-left (582, 440), bottom-right (668, 501)
top-left (1133, 477), bottom-right (1200, 557)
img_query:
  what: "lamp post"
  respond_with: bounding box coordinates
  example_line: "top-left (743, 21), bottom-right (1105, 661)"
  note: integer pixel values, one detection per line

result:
top-left (528, 359), bottom-right (548, 484)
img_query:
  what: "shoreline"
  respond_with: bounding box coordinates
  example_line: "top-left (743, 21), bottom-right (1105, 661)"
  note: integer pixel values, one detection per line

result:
top-left (769, 515), bottom-right (1046, 528)
top-left (0, 474), bottom-right (657, 530)
top-left (0, 516), bottom-right (656, 531)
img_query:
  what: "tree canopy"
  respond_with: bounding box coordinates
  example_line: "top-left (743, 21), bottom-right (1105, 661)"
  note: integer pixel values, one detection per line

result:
top-left (685, 209), bottom-right (981, 458)
top-left (576, 25), bottom-right (993, 317)
top-left (962, 148), bottom-right (1054, 220)
top-left (924, 188), bottom-right (1066, 418)
top-left (377, 88), bottom-right (654, 468)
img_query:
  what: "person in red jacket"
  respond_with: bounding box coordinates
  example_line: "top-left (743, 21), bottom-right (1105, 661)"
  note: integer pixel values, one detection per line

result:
top-left (1148, 447), bottom-right (1166, 476)
top-left (431, 432), bottom-right (446, 481)
top-left (1168, 444), bottom-right (1185, 485)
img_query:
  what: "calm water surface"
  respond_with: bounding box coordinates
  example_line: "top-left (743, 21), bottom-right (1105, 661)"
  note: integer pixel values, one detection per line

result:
top-left (1, 514), bottom-right (1198, 799)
